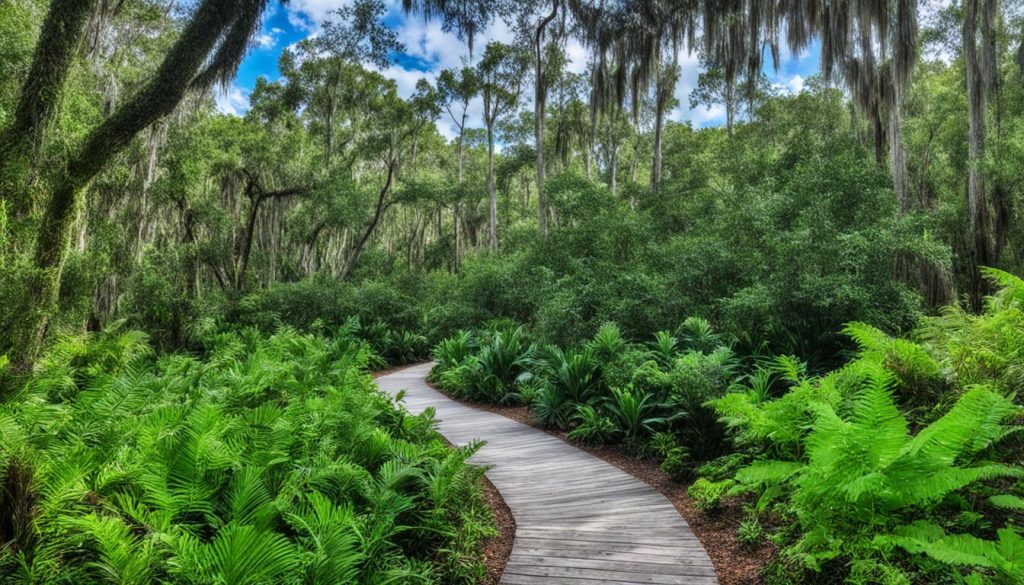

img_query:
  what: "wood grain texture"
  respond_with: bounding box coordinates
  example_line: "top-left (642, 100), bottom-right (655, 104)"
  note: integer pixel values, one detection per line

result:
top-left (375, 363), bottom-right (719, 585)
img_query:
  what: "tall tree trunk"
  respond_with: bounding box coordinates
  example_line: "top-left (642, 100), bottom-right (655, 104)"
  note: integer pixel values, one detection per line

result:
top-left (726, 82), bottom-right (735, 138)
top-left (964, 0), bottom-right (997, 309)
top-left (534, 0), bottom-right (558, 238)
top-left (889, 93), bottom-right (911, 213)
top-left (652, 87), bottom-right (666, 192)
top-left (487, 125), bottom-right (499, 251)
top-left (134, 123), bottom-right (165, 263)
top-left (610, 143), bottom-right (618, 196)
top-left (340, 160), bottom-right (396, 279)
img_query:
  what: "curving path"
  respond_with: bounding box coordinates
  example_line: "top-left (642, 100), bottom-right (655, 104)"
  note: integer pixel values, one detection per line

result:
top-left (375, 363), bottom-right (718, 585)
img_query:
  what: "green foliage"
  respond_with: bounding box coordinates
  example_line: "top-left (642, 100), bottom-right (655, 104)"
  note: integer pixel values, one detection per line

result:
top-left (712, 309), bottom-right (1024, 581)
top-left (531, 382), bottom-right (574, 429)
top-left (688, 478), bottom-right (735, 512)
top-left (431, 330), bottom-right (476, 372)
top-left (737, 515), bottom-right (764, 549)
top-left (0, 327), bottom-right (493, 583)
top-left (567, 404), bottom-right (617, 445)
top-left (917, 268), bottom-right (1024, 397)
top-left (660, 447), bottom-right (693, 482)
top-left (606, 387), bottom-right (666, 448)
top-left (877, 522), bottom-right (1024, 584)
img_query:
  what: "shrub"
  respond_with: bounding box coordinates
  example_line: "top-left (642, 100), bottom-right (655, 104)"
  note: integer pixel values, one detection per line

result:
top-left (432, 330), bottom-right (476, 372)
top-left (567, 404), bottom-right (617, 445)
top-left (736, 516), bottom-right (764, 549)
top-left (587, 322), bottom-right (627, 365)
top-left (606, 386), bottom-right (667, 450)
top-left (720, 348), bottom-right (1023, 578)
top-left (661, 447), bottom-right (693, 482)
top-left (666, 347), bottom-right (740, 460)
top-left (689, 478), bottom-right (735, 511)
top-left (532, 383), bottom-right (573, 429)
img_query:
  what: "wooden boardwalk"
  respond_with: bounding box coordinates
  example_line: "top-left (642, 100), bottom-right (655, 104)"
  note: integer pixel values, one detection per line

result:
top-left (375, 363), bottom-right (718, 585)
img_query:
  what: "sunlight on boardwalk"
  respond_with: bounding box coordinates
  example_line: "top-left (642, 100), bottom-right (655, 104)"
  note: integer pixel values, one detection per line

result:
top-left (376, 363), bottom-right (719, 585)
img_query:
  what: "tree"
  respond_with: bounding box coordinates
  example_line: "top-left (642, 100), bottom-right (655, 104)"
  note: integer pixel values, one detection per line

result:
top-left (477, 41), bottom-right (529, 251)
top-left (4, 0), bottom-right (274, 367)
top-left (291, 0), bottom-right (402, 165)
top-left (437, 66), bottom-right (480, 183)
top-left (652, 58), bottom-right (680, 191)
top-left (528, 0), bottom-right (564, 237)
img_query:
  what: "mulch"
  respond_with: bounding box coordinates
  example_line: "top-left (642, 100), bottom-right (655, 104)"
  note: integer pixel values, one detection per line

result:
top-left (479, 474), bottom-right (516, 585)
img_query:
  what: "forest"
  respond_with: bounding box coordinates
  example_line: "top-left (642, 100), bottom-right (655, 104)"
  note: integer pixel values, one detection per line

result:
top-left (1, 0), bottom-right (1023, 583)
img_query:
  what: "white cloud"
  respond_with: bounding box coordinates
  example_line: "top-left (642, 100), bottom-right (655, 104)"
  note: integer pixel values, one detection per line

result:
top-left (780, 74), bottom-right (805, 94)
top-left (285, 0), bottom-right (354, 30)
top-left (215, 84), bottom-right (251, 116)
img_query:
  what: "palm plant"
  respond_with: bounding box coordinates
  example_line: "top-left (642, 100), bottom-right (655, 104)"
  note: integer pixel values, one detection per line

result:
top-left (676, 316), bottom-right (729, 353)
top-left (548, 347), bottom-right (600, 404)
top-left (473, 327), bottom-right (532, 399)
top-left (647, 330), bottom-right (679, 368)
top-left (531, 382), bottom-right (573, 429)
top-left (432, 330), bottom-right (476, 371)
top-left (606, 387), bottom-right (666, 447)
top-left (587, 322), bottom-right (626, 364)
top-left (567, 404), bottom-right (616, 445)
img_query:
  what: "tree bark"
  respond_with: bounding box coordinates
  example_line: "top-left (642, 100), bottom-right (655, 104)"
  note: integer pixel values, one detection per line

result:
top-left (0, 0), bottom-right (98, 215)
top-left (534, 0), bottom-right (558, 238)
top-left (10, 0), bottom-right (248, 367)
top-left (964, 0), bottom-right (996, 309)
top-left (340, 160), bottom-right (396, 279)
top-left (487, 124), bottom-right (499, 251)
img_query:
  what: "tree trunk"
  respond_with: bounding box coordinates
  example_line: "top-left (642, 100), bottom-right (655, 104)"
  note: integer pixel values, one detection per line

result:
top-left (652, 94), bottom-right (665, 192)
top-left (487, 125), bottom-right (499, 251)
top-left (534, 0), bottom-right (558, 238)
top-left (340, 160), bottom-right (396, 279)
top-left (0, 0), bottom-right (98, 216)
top-left (889, 90), bottom-right (911, 213)
top-left (610, 144), bottom-right (618, 196)
top-left (964, 0), bottom-right (996, 309)
top-left (10, 1), bottom-right (255, 367)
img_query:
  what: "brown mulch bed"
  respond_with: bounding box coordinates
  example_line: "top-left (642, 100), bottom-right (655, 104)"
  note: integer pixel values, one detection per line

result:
top-left (479, 474), bottom-right (516, 585)
top-left (431, 387), bottom-right (776, 585)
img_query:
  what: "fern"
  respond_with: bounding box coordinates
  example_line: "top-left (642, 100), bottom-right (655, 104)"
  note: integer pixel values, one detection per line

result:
top-left (718, 323), bottom-right (1024, 579)
top-left (0, 328), bottom-right (494, 584)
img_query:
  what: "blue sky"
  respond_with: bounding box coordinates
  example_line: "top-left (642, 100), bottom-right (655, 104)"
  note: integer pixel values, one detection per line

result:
top-left (218, 1), bottom-right (822, 137)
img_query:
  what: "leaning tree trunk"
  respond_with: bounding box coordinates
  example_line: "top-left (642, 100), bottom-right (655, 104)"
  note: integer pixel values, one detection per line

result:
top-left (9, 0), bottom-right (252, 368)
top-left (340, 161), bottom-right (395, 280)
top-left (0, 0), bottom-right (98, 217)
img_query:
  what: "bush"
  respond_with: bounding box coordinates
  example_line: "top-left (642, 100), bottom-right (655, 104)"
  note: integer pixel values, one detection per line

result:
top-left (660, 447), bottom-right (693, 482)
top-left (688, 478), bottom-right (735, 512)
top-left (567, 404), bottom-right (617, 445)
